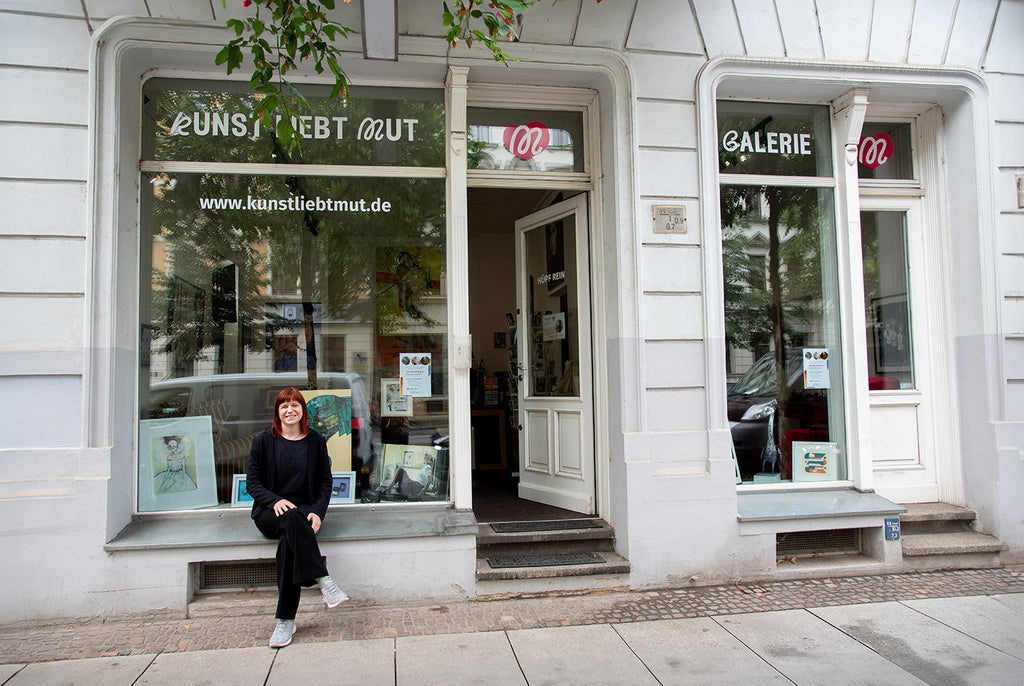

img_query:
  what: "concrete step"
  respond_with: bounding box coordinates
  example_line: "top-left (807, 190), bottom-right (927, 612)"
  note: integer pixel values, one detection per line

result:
top-left (900, 503), bottom-right (978, 536)
top-left (476, 519), bottom-right (614, 546)
top-left (905, 505), bottom-right (974, 528)
top-left (475, 518), bottom-right (629, 592)
top-left (475, 572), bottom-right (630, 599)
top-left (476, 550), bottom-right (631, 582)
top-left (900, 531), bottom-right (1005, 557)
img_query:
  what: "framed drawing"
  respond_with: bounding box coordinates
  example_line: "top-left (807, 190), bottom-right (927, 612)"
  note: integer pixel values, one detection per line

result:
top-left (301, 388), bottom-right (353, 471)
top-left (331, 471), bottom-right (356, 504)
top-left (138, 416), bottom-right (218, 512)
top-left (230, 473), bottom-right (253, 508)
top-left (381, 377), bottom-right (413, 417)
top-left (791, 441), bottom-right (839, 482)
top-left (378, 444), bottom-right (437, 491)
top-left (871, 294), bottom-right (912, 373)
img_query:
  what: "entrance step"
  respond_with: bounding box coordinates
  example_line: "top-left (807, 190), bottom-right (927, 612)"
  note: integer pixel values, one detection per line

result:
top-left (900, 503), bottom-right (1005, 572)
top-left (476, 518), bottom-right (629, 596)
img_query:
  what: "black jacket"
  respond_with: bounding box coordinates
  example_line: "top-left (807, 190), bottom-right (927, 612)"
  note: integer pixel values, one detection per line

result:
top-left (246, 429), bottom-right (333, 521)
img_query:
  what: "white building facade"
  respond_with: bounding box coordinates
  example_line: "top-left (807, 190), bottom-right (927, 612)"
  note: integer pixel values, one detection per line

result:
top-left (1, 0), bottom-right (1022, 622)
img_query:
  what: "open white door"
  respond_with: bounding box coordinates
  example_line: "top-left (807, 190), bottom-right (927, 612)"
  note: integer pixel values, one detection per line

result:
top-left (514, 194), bottom-right (594, 514)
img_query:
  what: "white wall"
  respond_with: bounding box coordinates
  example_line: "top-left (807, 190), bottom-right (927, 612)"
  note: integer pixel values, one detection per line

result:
top-left (0, 0), bottom-right (1021, 622)
top-left (0, 5), bottom-right (97, 621)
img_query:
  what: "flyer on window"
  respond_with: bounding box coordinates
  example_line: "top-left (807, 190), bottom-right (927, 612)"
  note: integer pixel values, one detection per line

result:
top-left (399, 353), bottom-right (432, 397)
top-left (802, 348), bottom-right (830, 389)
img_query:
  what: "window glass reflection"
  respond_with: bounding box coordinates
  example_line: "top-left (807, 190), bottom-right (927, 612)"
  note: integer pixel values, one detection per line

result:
top-left (525, 217), bottom-right (580, 397)
top-left (858, 122), bottom-right (914, 180)
top-left (722, 186), bottom-right (845, 483)
top-left (138, 173), bottom-right (449, 511)
top-left (861, 211), bottom-right (915, 389)
top-left (468, 107), bottom-right (584, 172)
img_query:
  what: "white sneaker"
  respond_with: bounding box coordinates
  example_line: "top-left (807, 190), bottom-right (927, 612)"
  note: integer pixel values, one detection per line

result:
top-left (269, 619), bottom-right (295, 648)
top-left (319, 576), bottom-right (349, 608)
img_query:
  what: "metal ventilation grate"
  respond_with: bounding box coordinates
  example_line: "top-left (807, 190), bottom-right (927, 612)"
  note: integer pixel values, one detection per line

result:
top-left (198, 560), bottom-right (278, 590)
top-left (776, 529), bottom-right (860, 557)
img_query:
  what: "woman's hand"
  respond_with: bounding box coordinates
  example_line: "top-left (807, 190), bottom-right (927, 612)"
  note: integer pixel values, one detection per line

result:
top-left (307, 512), bottom-right (322, 533)
top-left (272, 499), bottom-right (296, 516)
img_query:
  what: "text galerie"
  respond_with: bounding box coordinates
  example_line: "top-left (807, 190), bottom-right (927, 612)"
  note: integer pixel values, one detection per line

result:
top-left (170, 112), bottom-right (420, 142)
top-left (721, 129), bottom-right (813, 156)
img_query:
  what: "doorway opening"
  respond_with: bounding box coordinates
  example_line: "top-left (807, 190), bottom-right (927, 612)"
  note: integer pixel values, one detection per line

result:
top-left (468, 187), bottom-right (596, 523)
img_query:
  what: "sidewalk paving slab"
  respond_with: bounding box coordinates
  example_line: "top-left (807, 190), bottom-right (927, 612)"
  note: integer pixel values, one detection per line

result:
top-left (267, 638), bottom-right (395, 686)
top-left (810, 601), bottom-right (1024, 686)
top-left (397, 631), bottom-right (525, 686)
top-left (715, 608), bottom-right (928, 686)
top-left (901, 595), bottom-right (1024, 660)
top-left (992, 592), bottom-right (1024, 613)
top-left (613, 617), bottom-right (791, 685)
top-left (0, 666), bottom-right (22, 683)
top-left (507, 624), bottom-right (660, 686)
top-left (4, 654), bottom-right (153, 686)
top-left (135, 646), bottom-right (274, 686)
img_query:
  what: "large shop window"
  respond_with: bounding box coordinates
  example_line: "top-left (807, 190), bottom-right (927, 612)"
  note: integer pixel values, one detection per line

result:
top-left (718, 101), bottom-right (847, 485)
top-left (137, 79), bottom-right (449, 513)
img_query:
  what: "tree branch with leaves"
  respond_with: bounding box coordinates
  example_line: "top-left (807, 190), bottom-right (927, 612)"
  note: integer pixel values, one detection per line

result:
top-left (216, 0), bottom-right (600, 150)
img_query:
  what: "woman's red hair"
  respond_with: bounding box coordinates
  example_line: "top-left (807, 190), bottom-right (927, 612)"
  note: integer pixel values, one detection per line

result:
top-left (272, 387), bottom-right (310, 437)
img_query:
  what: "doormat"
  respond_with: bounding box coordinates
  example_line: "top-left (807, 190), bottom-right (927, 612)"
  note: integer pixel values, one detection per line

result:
top-left (489, 520), bottom-right (602, 533)
top-left (486, 553), bottom-right (606, 569)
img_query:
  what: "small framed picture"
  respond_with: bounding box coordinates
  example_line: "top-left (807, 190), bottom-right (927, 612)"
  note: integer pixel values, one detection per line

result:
top-left (494, 332), bottom-right (506, 348)
top-left (230, 473), bottom-right (253, 508)
top-left (381, 377), bottom-right (413, 417)
top-left (331, 471), bottom-right (356, 504)
top-left (791, 441), bottom-right (839, 482)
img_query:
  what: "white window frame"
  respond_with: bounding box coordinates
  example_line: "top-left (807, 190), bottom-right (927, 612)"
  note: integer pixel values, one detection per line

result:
top-left (697, 59), bottom-right (989, 497)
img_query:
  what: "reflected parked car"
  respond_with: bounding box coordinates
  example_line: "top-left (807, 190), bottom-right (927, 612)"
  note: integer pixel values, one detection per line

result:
top-left (727, 352), bottom-right (828, 478)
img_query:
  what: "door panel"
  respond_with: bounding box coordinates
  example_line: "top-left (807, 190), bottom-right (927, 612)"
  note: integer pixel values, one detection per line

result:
top-left (861, 203), bottom-right (938, 502)
top-left (556, 410), bottom-right (583, 476)
top-left (515, 194), bottom-right (594, 514)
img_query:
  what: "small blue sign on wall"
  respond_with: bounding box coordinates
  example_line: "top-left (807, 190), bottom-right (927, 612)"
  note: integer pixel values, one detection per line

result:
top-left (885, 517), bottom-right (901, 540)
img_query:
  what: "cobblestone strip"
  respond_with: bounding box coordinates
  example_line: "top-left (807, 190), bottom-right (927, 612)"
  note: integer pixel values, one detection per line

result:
top-left (1, 569), bottom-right (1022, 664)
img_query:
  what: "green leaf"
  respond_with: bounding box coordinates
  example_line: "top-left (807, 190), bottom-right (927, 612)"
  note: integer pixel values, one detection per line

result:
top-left (228, 46), bottom-right (244, 72)
top-left (276, 117), bottom-right (295, 144)
top-left (214, 44), bottom-right (232, 66)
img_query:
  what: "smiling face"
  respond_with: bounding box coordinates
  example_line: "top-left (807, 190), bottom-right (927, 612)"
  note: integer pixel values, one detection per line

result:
top-left (278, 399), bottom-right (304, 429)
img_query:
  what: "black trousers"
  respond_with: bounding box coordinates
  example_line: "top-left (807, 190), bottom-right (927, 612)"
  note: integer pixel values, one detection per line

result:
top-left (254, 507), bottom-right (329, 620)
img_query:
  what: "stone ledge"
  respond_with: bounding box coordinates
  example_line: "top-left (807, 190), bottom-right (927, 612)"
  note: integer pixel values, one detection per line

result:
top-left (105, 505), bottom-right (477, 552)
top-left (737, 488), bottom-right (904, 523)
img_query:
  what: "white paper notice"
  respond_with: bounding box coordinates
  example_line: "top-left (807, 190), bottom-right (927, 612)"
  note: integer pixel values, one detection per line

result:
top-left (399, 353), bottom-right (432, 397)
top-left (542, 312), bottom-right (566, 341)
top-left (802, 348), bottom-right (830, 389)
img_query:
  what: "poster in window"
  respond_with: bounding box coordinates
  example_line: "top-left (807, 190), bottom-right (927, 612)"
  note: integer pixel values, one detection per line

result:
top-left (791, 441), bottom-right (839, 482)
top-left (542, 312), bottom-right (566, 341)
top-left (301, 389), bottom-right (352, 472)
top-left (872, 294), bottom-right (912, 373)
top-left (138, 416), bottom-right (218, 512)
top-left (399, 353), bottom-right (432, 397)
top-left (802, 348), bottom-right (830, 389)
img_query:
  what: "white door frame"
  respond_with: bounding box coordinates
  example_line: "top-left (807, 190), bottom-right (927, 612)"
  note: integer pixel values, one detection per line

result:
top-left (461, 81), bottom-right (609, 518)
